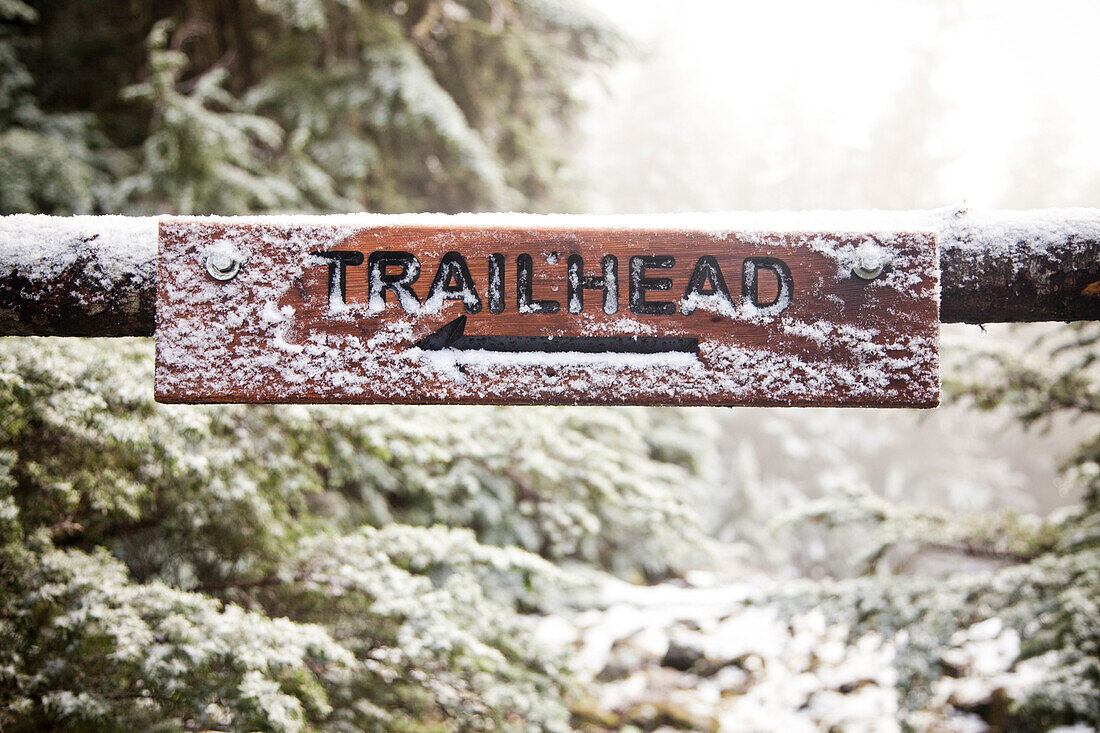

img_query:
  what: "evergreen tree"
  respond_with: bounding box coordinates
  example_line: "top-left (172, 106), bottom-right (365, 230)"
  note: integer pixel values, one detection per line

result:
top-left (2, 0), bottom-right (621, 215)
top-left (0, 2), bottom-right (715, 730)
top-left (0, 338), bottom-right (712, 730)
top-left (948, 324), bottom-right (1100, 726)
top-left (785, 324), bottom-right (1100, 728)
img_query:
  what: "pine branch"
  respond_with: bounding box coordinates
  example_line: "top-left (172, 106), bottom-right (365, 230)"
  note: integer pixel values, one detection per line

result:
top-left (919, 540), bottom-right (1038, 564)
top-left (51, 512), bottom-right (169, 548)
top-left (194, 572), bottom-right (302, 593)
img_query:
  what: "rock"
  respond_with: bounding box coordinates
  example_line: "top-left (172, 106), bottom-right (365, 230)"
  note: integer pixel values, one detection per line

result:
top-left (655, 638), bottom-right (752, 677)
top-left (662, 639), bottom-right (705, 672)
top-left (596, 659), bottom-right (635, 683)
top-left (939, 651), bottom-right (968, 678)
top-left (728, 652), bottom-right (766, 674)
top-left (623, 702), bottom-right (660, 728)
top-left (595, 670), bottom-right (650, 713)
top-left (659, 635), bottom-right (735, 677)
top-left (621, 699), bottom-right (720, 732)
top-left (598, 637), bottom-right (657, 682)
top-left (948, 685), bottom-right (1010, 728)
top-left (627, 625), bottom-right (675, 659)
top-left (713, 665), bottom-right (752, 694)
top-left (837, 679), bottom-right (876, 694)
top-left (570, 692), bottom-right (620, 729)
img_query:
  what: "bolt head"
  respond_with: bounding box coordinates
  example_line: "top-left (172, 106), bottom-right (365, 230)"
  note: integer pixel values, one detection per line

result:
top-left (852, 245), bottom-right (888, 280)
top-left (205, 253), bottom-right (241, 281)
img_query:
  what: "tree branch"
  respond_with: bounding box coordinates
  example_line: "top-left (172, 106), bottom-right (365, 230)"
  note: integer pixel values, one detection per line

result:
top-left (4, 209), bottom-right (1100, 335)
top-left (919, 540), bottom-right (1037, 564)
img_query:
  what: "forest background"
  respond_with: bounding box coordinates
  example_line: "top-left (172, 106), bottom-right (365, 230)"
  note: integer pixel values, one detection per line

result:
top-left (0, 0), bottom-right (1097, 731)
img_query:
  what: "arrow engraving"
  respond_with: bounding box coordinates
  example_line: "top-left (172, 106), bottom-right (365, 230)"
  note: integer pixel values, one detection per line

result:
top-left (412, 316), bottom-right (699, 356)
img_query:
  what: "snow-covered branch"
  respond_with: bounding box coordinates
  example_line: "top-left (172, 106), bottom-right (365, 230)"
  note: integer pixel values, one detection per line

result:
top-left (1, 208), bottom-right (1099, 335)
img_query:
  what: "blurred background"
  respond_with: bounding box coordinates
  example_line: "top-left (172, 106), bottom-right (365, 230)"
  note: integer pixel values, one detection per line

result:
top-left (1, 1), bottom-right (1098, 731)
top-left (574, 0), bottom-right (1100, 581)
top-left (578, 0), bottom-right (1100, 213)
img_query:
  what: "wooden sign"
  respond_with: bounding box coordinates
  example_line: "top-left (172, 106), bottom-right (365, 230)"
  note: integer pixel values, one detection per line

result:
top-left (155, 216), bottom-right (940, 407)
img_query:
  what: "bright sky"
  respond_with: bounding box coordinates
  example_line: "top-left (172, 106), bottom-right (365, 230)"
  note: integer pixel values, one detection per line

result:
top-left (580, 0), bottom-right (1100, 210)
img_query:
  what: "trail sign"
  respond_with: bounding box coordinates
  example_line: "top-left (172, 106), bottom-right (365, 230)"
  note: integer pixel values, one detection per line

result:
top-left (154, 216), bottom-right (939, 407)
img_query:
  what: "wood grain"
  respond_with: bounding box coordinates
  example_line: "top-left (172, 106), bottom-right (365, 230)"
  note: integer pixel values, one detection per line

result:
top-left (155, 221), bottom-right (940, 407)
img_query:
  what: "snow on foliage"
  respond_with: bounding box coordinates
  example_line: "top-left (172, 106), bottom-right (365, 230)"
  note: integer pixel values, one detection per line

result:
top-left (0, 336), bottom-right (714, 729)
top-left (3, 0), bottom-right (1099, 727)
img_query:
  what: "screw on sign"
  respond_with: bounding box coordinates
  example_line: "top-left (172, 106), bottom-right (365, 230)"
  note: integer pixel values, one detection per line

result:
top-left (204, 251), bottom-right (241, 281)
top-left (154, 215), bottom-right (939, 407)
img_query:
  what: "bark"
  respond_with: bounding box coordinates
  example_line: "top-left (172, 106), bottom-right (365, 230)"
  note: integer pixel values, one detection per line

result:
top-left (0, 259), bottom-right (155, 336)
top-left (939, 211), bottom-right (1100, 323)
top-left (0, 216), bottom-right (157, 336)
top-left (2, 210), bottom-right (1099, 336)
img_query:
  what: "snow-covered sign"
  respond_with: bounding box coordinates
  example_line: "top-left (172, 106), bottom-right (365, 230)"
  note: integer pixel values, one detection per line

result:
top-left (154, 215), bottom-right (940, 406)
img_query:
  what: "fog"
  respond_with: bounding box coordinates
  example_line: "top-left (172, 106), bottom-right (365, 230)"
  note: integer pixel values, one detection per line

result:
top-left (577, 0), bottom-right (1100, 212)
top-left (575, 0), bottom-right (1100, 575)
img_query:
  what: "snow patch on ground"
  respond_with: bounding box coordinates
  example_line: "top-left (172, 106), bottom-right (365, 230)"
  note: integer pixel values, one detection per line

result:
top-left (538, 575), bottom-right (1071, 733)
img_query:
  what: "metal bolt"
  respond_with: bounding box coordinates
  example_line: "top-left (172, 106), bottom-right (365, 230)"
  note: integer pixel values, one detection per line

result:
top-left (205, 252), bottom-right (241, 281)
top-left (852, 247), bottom-right (888, 280)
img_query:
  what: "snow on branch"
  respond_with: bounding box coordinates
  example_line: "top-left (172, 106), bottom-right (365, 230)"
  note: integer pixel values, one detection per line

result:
top-left (0, 215), bottom-right (157, 336)
top-left (1, 208), bottom-right (1099, 335)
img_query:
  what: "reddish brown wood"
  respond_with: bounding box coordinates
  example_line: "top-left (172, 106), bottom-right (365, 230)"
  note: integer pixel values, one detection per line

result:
top-left (154, 220), bottom-right (940, 407)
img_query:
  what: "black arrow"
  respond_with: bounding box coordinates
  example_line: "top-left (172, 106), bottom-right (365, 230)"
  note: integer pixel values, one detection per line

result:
top-left (412, 316), bottom-right (698, 356)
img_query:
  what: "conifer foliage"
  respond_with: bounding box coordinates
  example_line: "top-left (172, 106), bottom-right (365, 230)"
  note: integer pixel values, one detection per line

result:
top-left (0, 338), bottom-right (710, 730)
top-left (946, 324), bottom-right (1100, 725)
top-left (0, 1), bottom-right (698, 730)
top-left (788, 326), bottom-right (1100, 728)
top-left (1, 0), bottom-right (619, 216)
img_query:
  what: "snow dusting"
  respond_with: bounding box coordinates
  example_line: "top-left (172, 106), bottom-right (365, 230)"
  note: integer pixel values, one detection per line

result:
top-left (0, 214), bottom-right (156, 294)
top-left (150, 214), bottom-right (942, 406)
top-left (10, 207), bottom-right (1099, 404)
top-left (542, 574), bottom-right (1066, 733)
